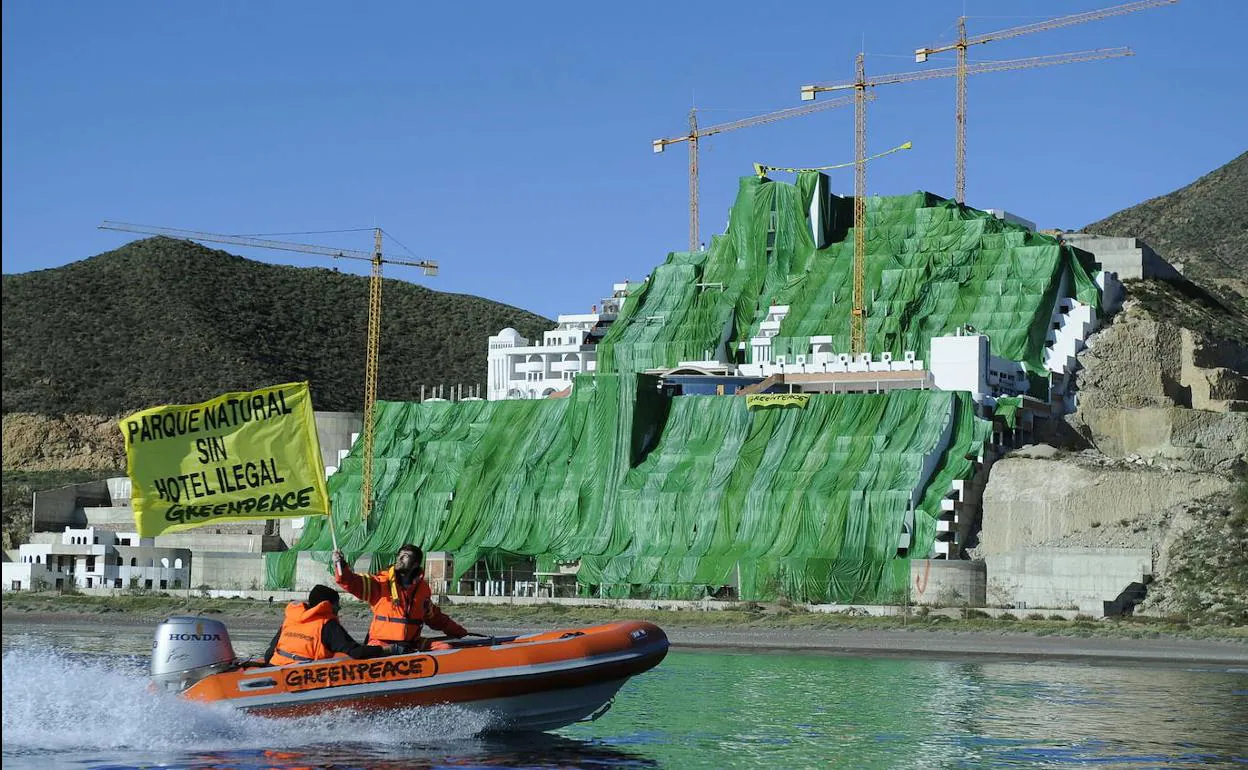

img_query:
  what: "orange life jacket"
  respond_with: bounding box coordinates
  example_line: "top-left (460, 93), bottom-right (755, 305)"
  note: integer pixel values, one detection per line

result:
top-left (365, 568), bottom-right (436, 645)
top-left (269, 600), bottom-right (336, 665)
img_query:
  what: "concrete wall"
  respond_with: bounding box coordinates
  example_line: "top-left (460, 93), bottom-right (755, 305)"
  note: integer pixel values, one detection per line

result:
top-left (160, 549), bottom-right (341, 592)
top-left (1062, 233), bottom-right (1183, 281)
top-left (930, 334), bottom-right (989, 400)
top-left (292, 551), bottom-right (342, 592)
top-left (79, 506), bottom-right (135, 528)
top-left (978, 458), bottom-right (1230, 555)
top-left (984, 547), bottom-right (1151, 615)
top-left (190, 551), bottom-right (270, 591)
top-left (30, 483), bottom-right (94, 530)
top-left (910, 559), bottom-right (986, 606)
top-left (314, 411), bottom-right (363, 470)
top-left (155, 532), bottom-right (269, 553)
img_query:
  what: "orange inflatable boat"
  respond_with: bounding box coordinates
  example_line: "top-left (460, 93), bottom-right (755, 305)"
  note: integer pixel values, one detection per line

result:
top-left (150, 616), bottom-right (668, 731)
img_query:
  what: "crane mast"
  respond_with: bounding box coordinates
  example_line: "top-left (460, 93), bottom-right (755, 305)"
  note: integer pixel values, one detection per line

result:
top-left (654, 93), bottom-right (860, 254)
top-left (914, 0), bottom-right (1176, 202)
top-left (955, 16), bottom-right (968, 205)
top-left (852, 53), bottom-right (867, 358)
top-left (361, 227), bottom-right (385, 521)
top-left (98, 221), bottom-right (437, 521)
top-left (800, 46), bottom-right (1132, 355)
top-left (688, 110), bottom-right (700, 253)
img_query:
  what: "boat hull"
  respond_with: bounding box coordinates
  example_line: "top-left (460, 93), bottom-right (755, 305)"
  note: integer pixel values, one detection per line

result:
top-left (180, 620), bottom-right (668, 732)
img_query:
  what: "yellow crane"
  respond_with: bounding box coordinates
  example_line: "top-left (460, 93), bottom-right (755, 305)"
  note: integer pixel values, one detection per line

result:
top-left (653, 95), bottom-right (865, 254)
top-left (98, 221), bottom-right (438, 520)
top-left (915, 0), bottom-right (1177, 203)
top-left (799, 47), bottom-right (1132, 355)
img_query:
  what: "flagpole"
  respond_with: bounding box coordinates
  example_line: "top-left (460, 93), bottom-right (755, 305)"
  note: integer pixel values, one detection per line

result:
top-left (327, 503), bottom-right (341, 576)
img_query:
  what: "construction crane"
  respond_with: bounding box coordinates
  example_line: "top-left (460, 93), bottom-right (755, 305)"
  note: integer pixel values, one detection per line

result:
top-left (98, 221), bottom-right (438, 521)
top-left (652, 95), bottom-right (865, 254)
top-left (800, 47), bottom-right (1132, 355)
top-left (915, 0), bottom-right (1176, 203)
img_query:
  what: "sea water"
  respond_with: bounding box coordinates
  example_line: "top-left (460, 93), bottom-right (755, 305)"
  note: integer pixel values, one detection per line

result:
top-left (3, 622), bottom-right (1245, 769)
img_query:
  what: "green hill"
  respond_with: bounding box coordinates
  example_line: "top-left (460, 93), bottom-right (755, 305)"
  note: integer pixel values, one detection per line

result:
top-left (1, 237), bottom-right (552, 415)
top-left (1083, 151), bottom-right (1248, 293)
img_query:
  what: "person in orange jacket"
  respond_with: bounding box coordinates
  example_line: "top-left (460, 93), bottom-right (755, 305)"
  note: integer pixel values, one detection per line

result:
top-left (333, 543), bottom-right (468, 653)
top-left (264, 584), bottom-right (400, 665)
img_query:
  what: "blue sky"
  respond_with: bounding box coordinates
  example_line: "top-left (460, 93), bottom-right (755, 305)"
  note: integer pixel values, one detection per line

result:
top-left (3, 1), bottom-right (1243, 320)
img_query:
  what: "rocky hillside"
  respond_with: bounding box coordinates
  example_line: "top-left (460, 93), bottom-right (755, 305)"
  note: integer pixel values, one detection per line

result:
top-left (1083, 151), bottom-right (1248, 295)
top-left (978, 449), bottom-right (1245, 625)
top-left (976, 281), bottom-right (1247, 624)
top-left (1064, 293), bottom-right (1246, 623)
top-left (2, 237), bottom-right (552, 415)
top-left (3, 414), bottom-right (127, 472)
top-left (1066, 285), bottom-right (1247, 471)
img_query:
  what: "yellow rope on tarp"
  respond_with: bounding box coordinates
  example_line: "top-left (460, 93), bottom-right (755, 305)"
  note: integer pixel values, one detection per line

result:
top-left (754, 141), bottom-right (913, 177)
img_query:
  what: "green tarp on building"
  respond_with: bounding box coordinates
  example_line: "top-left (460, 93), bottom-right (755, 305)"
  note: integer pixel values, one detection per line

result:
top-left (270, 174), bottom-right (1094, 603)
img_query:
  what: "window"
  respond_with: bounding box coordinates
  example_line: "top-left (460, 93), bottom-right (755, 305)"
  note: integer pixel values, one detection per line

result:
top-left (114, 579), bottom-right (122, 589)
top-left (174, 558), bottom-right (183, 569)
top-left (130, 558), bottom-right (138, 567)
top-left (10, 581), bottom-right (20, 591)
top-left (144, 580), bottom-right (153, 590)
top-left (160, 557), bottom-right (170, 569)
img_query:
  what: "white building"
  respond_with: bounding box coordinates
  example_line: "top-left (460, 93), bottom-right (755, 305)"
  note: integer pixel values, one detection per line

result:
top-left (3, 526), bottom-right (190, 592)
top-left (487, 283), bottom-right (629, 400)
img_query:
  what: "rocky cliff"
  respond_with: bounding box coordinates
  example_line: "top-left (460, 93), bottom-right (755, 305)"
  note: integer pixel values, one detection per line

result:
top-left (978, 290), bottom-right (1246, 622)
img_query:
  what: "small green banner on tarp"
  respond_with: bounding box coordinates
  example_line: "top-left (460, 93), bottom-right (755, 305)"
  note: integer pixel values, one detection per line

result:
top-left (745, 393), bottom-right (810, 410)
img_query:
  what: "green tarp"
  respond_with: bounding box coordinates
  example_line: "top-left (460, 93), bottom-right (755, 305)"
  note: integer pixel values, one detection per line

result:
top-left (994, 397), bottom-right (1023, 429)
top-left (268, 174), bottom-right (1093, 603)
top-left (597, 173), bottom-right (1099, 374)
top-left (270, 378), bottom-right (990, 604)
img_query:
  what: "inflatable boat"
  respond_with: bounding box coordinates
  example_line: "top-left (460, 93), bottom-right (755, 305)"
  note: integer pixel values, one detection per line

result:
top-left (150, 616), bottom-right (668, 732)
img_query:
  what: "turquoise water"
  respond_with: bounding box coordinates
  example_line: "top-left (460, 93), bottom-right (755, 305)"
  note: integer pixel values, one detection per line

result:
top-left (3, 623), bottom-right (1245, 769)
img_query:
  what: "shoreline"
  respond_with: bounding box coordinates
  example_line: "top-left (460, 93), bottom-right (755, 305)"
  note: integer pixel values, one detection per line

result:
top-left (6, 608), bottom-right (1246, 669)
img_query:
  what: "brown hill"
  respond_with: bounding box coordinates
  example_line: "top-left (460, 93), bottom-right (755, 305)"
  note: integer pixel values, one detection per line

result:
top-left (1083, 152), bottom-right (1248, 294)
top-left (1, 237), bottom-right (552, 415)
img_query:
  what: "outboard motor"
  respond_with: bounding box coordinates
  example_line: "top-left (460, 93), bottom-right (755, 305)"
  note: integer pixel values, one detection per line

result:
top-left (151, 616), bottom-right (237, 693)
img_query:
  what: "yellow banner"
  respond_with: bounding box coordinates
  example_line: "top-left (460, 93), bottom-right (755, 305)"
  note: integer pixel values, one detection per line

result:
top-left (745, 393), bottom-right (810, 410)
top-left (120, 382), bottom-right (330, 537)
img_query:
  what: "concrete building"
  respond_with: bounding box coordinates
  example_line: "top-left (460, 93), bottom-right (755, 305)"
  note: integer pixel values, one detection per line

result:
top-left (1058, 232), bottom-right (1184, 282)
top-left (3, 526), bottom-right (189, 591)
top-left (486, 284), bottom-right (628, 400)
